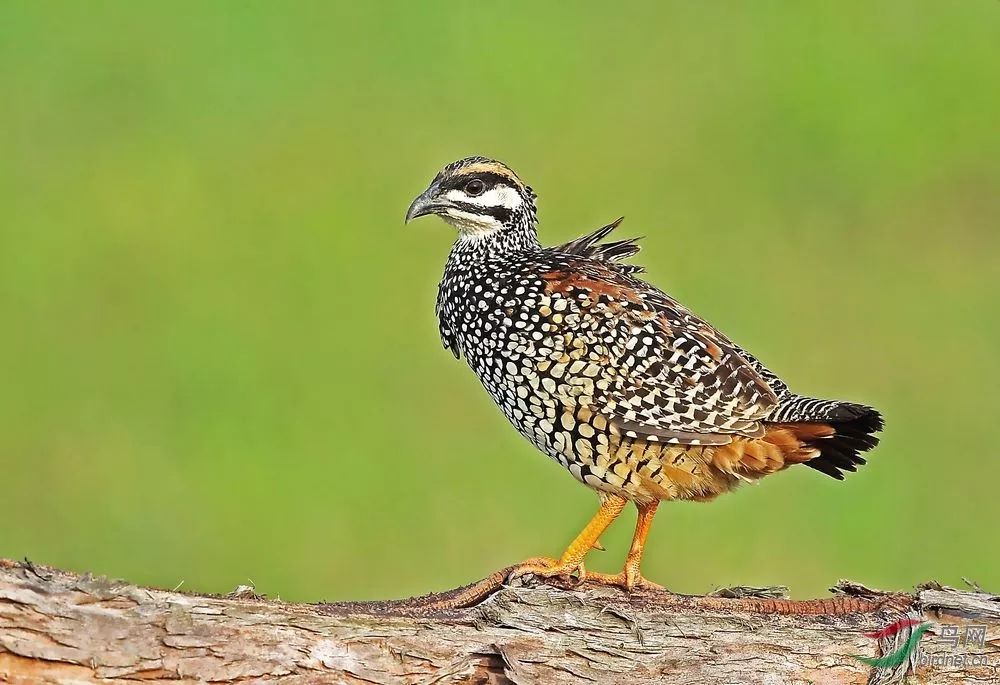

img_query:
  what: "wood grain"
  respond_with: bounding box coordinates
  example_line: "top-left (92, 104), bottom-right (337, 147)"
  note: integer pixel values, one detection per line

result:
top-left (0, 559), bottom-right (996, 684)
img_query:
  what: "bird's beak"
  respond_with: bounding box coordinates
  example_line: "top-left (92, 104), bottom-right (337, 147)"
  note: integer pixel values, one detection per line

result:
top-left (405, 186), bottom-right (449, 223)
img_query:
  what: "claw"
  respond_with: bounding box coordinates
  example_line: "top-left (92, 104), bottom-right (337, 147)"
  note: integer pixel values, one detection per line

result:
top-left (583, 570), bottom-right (665, 592)
top-left (508, 557), bottom-right (586, 584)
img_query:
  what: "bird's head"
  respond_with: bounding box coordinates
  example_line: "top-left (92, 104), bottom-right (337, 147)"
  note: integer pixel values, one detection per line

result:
top-left (405, 156), bottom-right (537, 238)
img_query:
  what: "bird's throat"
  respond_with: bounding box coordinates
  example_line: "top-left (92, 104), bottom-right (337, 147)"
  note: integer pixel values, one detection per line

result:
top-left (452, 215), bottom-right (541, 260)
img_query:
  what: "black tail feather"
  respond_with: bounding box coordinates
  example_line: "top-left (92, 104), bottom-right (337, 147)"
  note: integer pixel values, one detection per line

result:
top-left (804, 402), bottom-right (883, 480)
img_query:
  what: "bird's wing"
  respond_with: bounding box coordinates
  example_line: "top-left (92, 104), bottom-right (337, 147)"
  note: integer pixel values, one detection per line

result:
top-left (530, 257), bottom-right (778, 445)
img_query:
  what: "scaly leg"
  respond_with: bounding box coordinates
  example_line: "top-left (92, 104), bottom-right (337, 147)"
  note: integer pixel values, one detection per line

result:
top-left (588, 500), bottom-right (663, 590)
top-left (509, 494), bottom-right (627, 582)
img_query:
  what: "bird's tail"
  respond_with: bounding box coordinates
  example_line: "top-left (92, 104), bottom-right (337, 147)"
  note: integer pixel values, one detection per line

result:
top-left (767, 397), bottom-right (884, 479)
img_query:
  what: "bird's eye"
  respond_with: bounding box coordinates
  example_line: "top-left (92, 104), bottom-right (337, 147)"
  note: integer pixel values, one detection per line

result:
top-left (464, 179), bottom-right (486, 196)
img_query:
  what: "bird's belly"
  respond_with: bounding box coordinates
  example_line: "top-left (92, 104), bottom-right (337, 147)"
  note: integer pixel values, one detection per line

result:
top-left (530, 410), bottom-right (816, 503)
top-left (470, 376), bottom-right (745, 503)
top-left (535, 415), bottom-right (745, 504)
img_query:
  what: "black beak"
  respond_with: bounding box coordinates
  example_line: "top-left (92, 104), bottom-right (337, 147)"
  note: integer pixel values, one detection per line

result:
top-left (405, 186), bottom-right (450, 223)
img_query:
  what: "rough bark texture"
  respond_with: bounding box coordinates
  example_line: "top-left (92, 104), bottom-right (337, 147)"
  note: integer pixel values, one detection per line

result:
top-left (0, 558), bottom-right (997, 684)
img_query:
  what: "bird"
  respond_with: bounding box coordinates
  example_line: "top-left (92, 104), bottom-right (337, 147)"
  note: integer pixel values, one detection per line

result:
top-left (405, 156), bottom-right (883, 590)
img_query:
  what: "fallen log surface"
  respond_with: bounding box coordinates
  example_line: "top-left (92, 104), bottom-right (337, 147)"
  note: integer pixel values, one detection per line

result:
top-left (0, 558), bottom-right (997, 684)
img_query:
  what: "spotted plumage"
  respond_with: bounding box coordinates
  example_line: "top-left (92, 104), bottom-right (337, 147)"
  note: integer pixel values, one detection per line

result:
top-left (406, 156), bottom-right (884, 588)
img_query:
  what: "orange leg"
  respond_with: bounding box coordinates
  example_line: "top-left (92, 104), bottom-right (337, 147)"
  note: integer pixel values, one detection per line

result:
top-left (509, 494), bottom-right (627, 582)
top-left (588, 500), bottom-right (663, 590)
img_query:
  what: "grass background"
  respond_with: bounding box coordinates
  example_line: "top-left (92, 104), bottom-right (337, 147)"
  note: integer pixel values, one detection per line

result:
top-left (1, 2), bottom-right (997, 601)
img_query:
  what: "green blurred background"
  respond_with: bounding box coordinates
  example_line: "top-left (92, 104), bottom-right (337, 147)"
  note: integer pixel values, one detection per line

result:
top-left (2, 2), bottom-right (997, 601)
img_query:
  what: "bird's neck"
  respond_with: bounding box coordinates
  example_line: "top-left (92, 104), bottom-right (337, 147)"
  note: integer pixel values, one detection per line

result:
top-left (449, 216), bottom-right (542, 263)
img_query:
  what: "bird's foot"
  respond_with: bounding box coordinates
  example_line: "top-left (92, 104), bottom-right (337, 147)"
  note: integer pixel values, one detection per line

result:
top-left (507, 556), bottom-right (587, 584)
top-left (583, 569), bottom-right (665, 592)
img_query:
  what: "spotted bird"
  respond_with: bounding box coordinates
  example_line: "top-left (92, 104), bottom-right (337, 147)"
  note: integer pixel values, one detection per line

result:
top-left (406, 157), bottom-right (883, 589)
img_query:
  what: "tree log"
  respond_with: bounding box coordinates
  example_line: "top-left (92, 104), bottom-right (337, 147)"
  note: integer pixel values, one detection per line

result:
top-left (0, 559), bottom-right (997, 684)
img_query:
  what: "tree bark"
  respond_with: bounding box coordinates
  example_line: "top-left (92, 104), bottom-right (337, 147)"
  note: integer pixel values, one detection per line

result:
top-left (0, 559), bottom-right (996, 684)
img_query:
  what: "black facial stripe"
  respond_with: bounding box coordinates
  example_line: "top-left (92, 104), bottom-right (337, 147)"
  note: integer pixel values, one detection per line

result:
top-left (451, 201), bottom-right (514, 223)
top-left (444, 172), bottom-right (521, 192)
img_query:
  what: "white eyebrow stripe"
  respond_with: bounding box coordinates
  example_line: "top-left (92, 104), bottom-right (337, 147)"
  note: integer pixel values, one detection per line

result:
top-left (444, 186), bottom-right (523, 210)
